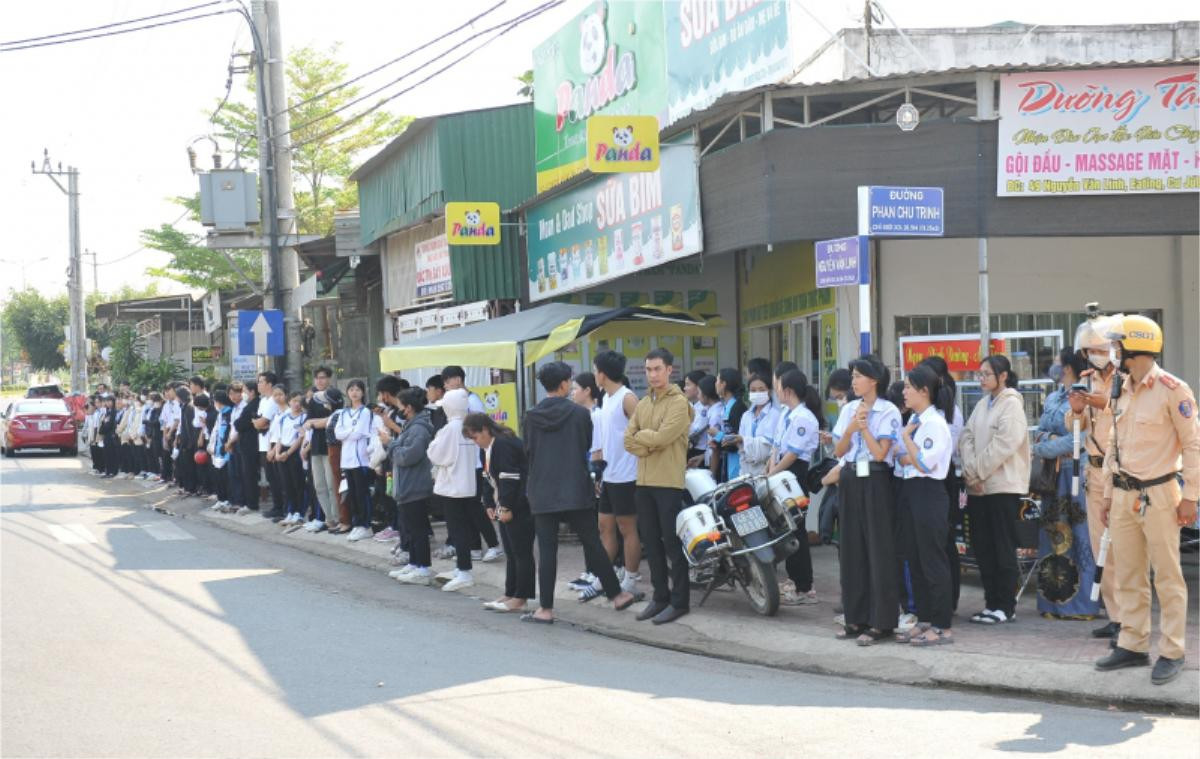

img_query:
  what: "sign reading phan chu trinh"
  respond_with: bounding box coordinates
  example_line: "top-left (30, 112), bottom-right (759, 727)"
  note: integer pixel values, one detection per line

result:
top-left (444, 202), bottom-right (500, 246)
top-left (526, 134), bottom-right (702, 302)
top-left (532, 0), bottom-right (668, 193)
top-left (997, 66), bottom-right (1200, 196)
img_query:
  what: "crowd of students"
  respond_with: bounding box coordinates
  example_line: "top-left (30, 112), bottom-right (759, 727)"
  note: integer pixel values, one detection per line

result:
top-left (74, 348), bottom-right (1104, 646)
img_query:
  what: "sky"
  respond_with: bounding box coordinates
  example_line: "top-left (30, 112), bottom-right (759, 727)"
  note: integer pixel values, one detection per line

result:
top-left (1, 0), bottom-right (1195, 300)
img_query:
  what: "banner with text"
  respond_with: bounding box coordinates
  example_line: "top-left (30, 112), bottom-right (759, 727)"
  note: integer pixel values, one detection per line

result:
top-left (997, 66), bottom-right (1199, 196)
top-left (900, 336), bottom-right (1006, 373)
top-left (414, 234), bottom-right (452, 299)
top-left (527, 135), bottom-right (703, 302)
top-left (665, 0), bottom-right (792, 124)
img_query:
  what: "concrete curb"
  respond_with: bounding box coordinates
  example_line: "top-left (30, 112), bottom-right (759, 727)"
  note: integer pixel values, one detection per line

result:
top-left (99, 464), bottom-right (1199, 716)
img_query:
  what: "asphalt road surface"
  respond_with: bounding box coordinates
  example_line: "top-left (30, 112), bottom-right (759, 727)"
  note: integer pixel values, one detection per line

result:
top-left (3, 452), bottom-right (1197, 758)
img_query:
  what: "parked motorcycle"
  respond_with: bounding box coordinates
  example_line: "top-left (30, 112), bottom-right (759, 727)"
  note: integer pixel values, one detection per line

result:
top-left (677, 469), bottom-right (810, 616)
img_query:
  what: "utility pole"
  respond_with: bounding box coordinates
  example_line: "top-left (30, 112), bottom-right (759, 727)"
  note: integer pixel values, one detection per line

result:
top-left (84, 249), bottom-right (99, 293)
top-left (252, 0), bottom-right (302, 390)
top-left (32, 150), bottom-right (88, 394)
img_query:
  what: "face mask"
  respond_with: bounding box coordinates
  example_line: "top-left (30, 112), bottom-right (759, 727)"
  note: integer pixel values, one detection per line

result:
top-left (1088, 353), bottom-right (1111, 370)
top-left (835, 396), bottom-right (847, 408)
top-left (748, 391), bottom-right (770, 407)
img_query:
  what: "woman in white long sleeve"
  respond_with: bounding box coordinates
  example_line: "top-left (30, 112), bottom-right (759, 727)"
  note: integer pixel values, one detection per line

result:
top-left (335, 380), bottom-right (381, 542)
top-left (734, 374), bottom-right (780, 477)
top-left (426, 388), bottom-right (479, 592)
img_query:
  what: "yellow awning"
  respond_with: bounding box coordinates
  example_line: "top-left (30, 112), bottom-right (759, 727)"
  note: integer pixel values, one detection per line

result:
top-left (379, 341), bottom-right (517, 371)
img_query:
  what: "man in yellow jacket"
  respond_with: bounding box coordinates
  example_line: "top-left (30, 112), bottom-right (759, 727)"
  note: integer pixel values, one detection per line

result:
top-left (625, 347), bottom-right (694, 625)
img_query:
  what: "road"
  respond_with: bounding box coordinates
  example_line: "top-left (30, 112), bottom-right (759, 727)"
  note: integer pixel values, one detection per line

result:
top-left (3, 452), bottom-right (1197, 758)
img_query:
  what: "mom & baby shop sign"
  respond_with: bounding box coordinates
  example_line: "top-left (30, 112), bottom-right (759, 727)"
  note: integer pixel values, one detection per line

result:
top-left (997, 66), bottom-right (1199, 196)
top-left (526, 135), bottom-right (702, 302)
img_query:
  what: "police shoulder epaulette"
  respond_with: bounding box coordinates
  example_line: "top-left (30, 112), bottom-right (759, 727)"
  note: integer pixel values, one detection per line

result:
top-left (1159, 373), bottom-right (1181, 390)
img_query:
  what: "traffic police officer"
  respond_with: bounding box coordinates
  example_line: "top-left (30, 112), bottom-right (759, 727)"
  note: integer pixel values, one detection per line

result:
top-left (1065, 311), bottom-right (1123, 640)
top-left (1093, 315), bottom-right (1199, 686)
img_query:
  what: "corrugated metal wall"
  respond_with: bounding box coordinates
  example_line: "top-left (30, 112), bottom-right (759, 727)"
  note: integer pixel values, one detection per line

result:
top-left (357, 123), bottom-right (443, 246)
top-left (438, 105), bottom-right (536, 302)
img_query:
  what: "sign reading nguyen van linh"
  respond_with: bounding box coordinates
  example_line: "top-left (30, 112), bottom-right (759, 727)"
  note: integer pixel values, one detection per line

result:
top-left (997, 66), bottom-right (1199, 196)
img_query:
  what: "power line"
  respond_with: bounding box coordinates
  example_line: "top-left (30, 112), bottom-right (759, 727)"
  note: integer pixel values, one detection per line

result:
top-left (287, 0), bottom-right (562, 148)
top-left (96, 209), bottom-right (193, 267)
top-left (0, 0), bottom-right (230, 46)
top-left (281, 0), bottom-right (507, 117)
top-left (0, 8), bottom-right (239, 53)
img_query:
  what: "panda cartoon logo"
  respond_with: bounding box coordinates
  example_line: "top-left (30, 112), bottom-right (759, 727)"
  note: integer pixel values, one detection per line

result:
top-left (611, 125), bottom-right (634, 148)
top-left (465, 209), bottom-right (482, 228)
top-left (483, 391), bottom-right (501, 413)
top-left (578, 2), bottom-right (608, 75)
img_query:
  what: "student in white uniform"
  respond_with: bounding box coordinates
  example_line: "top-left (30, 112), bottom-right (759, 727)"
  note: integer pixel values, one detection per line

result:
top-left (918, 355), bottom-right (966, 612)
top-left (832, 355), bottom-right (903, 645)
top-left (336, 379), bottom-right (382, 542)
top-left (734, 373), bottom-right (780, 477)
top-left (894, 364), bottom-right (956, 647)
top-left (274, 392), bottom-right (309, 526)
top-left (767, 369), bottom-right (824, 606)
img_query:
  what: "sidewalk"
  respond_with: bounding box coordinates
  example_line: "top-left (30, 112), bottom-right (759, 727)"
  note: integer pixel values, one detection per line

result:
top-left (102, 464), bottom-right (1199, 715)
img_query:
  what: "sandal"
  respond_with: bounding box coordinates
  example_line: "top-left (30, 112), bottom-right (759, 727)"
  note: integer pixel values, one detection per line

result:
top-left (971, 610), bottom-right (1011, 625)
top-left (855, 628), bottom-right (894, 646)
top-left (911, 627), bottom-right (954, 647)
top-left (835, 624), bottom-right (867, 640)
top-left (896, 623), bottom-right (931, 643)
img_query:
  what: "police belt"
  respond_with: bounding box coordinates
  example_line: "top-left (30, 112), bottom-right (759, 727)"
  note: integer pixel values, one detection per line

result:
top-left (1112, 471), bottom-right (1177, 492)
top-left (1087, 455), bottom-right (1104, 468)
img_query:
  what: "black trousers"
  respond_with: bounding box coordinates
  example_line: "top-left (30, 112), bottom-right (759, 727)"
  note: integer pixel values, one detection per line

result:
top-left (967, 492), bottom-right (1021, 617)
top-left (838, 464), bottom-right (899, 631)
top-left (280, 455), bottom-right (304, 514)
top-left (120, 443), bottom-right (134, 473)
top-left (897, 477), bottom-right (953, 629)
top-left (103, 435), bottom-right (120, 475)
top-left (90, 444), bottom-right (103, 471)
top-left (147, 433), bottom-right (162, 475)
top-left (534, 508), bottom-right (621, 610)
top-left (470, 471), bottom-right (499, 550)
top-left (239, 442), bottom-right (260, 510)
top-left (160, 435), bottom-right (174, 482)
top-left (264, 457), bottom-right (285, 514)
top-left (439, 495), bottom-right (477, 572)
top-left (175, 447), bottom-right (196, 492)
top-left (635, 486), bottom-right (691, 610)
top-left (784, 460), bottom-right (813, 592)
top-left (401, 498), bottom-right (433, 567)
top-left (346, 466), bottom-right (373, 528)
top-left (499, 510), bottom-right (536, 600)
top-left (944, 471), bottom-right (962, 611)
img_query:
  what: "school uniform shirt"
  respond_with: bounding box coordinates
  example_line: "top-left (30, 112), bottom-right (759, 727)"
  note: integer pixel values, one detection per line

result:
top-left (257, 399), bottom-right (281, 453)
top-left (704, 402), bottom-right (723, 465)
top-left (948, 404), bottom-right (965, 470)
top-left (688, 400), bottom-right (709, 449)
top-left (159, 400), bottom-right (178, 437)
top-left (276, 409), bottom-right (308, 449)
top-left (772, 404), bottom-right (820, 465)
top-left (228, 398), bottom-right (247, 444)
top-left (335, 405), bottom-right (381, 470)
top-left (897, 405), bottom-right (953, 480)
top-left (738, 401), bottom-right (781, 474)
top-left (832, 397), bottom-right (903, 466)
top-left (590, 407), bottom-right (604, 457)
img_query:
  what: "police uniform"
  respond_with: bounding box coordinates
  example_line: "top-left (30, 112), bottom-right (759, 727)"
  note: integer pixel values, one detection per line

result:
top-left (1104, 363), bottom-right (1199, 664)
top-left (1063, 367), bottom-right (1121, 625)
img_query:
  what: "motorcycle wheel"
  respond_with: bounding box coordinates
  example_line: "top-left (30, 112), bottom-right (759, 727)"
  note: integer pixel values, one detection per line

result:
top-left (732, 554), bottom-right (780, 616)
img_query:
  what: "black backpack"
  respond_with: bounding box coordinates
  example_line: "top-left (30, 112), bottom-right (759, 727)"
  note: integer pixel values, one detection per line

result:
top-left (428, 405), bottom-right (448, 433)
top-left (325, 409), bottom-right (342, 447)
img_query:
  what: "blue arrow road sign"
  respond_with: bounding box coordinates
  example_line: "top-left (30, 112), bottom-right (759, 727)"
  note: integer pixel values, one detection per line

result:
top-left (237, 310), bottom-right (284, 356)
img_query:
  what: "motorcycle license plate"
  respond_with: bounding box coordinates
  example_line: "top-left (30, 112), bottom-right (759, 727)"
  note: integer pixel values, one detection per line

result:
top-left (38, 422), bottom-right (51, 431)
top-left (730, 505), bottom-right (768, 536)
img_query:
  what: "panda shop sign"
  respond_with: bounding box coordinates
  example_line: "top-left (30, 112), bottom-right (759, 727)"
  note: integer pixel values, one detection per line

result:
top-left (526, 134), bottom-right (702, 302)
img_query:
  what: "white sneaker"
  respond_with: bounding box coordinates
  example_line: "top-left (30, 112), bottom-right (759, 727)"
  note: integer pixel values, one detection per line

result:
top-left (235, 506), bottom-right (252, 516)
top-left (389, 565), bottom-right (417, 578)
top-left (433, 545), bottom-right (456, 560)
top-left (442, 572), bottom-right (475, 592)
top-left (210, 501), bottom-right (223, 511)
top-left (481, 546), bottom-right (504, 562)
top-left (620, 574), bottom-right (639, 594)
top-left (897, 612), bottom-right (919, 633)
top-left (435, 570), bottom-right (457, 582)
top-left (347, 526), bottom-right (373, 542)
top-left (398, 568), bottom-right (432, 586)
top-left (470, 550), bottom-right (483, 562)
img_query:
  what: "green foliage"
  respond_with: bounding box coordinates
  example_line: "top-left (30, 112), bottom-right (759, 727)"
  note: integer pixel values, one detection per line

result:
top-left (129, 356), bottom-right (186, 390)
top-left (516, 69), bottom-right (534, 99)
top-left (105, 325), bottom-right (142, 386)
top-left (142, 197), bottom-right (262, 292)
top-left (212, 43), bottom-right (410, 237)
top-left (2, 289), bottom-right (68, 371)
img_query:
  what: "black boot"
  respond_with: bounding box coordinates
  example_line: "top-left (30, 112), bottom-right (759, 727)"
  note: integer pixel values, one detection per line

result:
top-left (636, 601), bottom-right (668, 621)
top-left (1095, 646), bottom-right (1149, 671)
top-left (1091, 621), bottom-right (1120, 638)
top-left (1151, 656), bottom-right (1185, 685)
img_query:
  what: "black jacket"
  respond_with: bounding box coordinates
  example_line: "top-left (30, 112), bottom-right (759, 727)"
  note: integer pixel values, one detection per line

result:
top-left (235, 397), bottom-right (260, 437)
top-left (523, 396), bottom-right (593, 514)
top-left (479, 433), bottom-right (530, 515)
top-left (99, 408), bottom-right (117, 438)
top-left (177, 404), bottom-right (198, 451)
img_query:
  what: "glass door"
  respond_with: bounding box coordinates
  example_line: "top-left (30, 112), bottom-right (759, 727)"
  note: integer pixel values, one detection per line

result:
top-left (790, 315), bottom-right (824, 389)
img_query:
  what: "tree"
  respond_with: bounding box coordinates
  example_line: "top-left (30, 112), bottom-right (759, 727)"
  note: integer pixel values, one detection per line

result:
top-left (142, 196), bottom-right (263, 293)
top-left (516, 69), bottom-right (534, 100)
top-left (210, 44), bottom-right (411, 236)
top-left (2, 289), bottom-right (68, 371)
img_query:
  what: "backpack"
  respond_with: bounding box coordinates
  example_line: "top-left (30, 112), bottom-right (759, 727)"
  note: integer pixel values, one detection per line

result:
top-left (325, 409), bottom-right (342, 447)
top-left (429, 404), bottom-right (448, 433)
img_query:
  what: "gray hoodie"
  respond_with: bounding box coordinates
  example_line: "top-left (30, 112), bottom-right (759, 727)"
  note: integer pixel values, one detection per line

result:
top-left (388, 408), bottom-right (435, 504)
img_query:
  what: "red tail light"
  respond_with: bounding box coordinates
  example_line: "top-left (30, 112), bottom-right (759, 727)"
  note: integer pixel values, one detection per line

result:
top-left (728, 486), bottom-right (755, 512)
top-left (9, 420), bottom-right (26, 429)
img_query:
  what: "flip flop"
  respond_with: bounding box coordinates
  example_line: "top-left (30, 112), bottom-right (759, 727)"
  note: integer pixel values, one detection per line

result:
top-left (613, 592), bottom-right (643, 611)
top-left (856, 628), bottom-right (894, 647)
top-left (896, 623), bottom-right (931, 643)
top-left (835, 624), bottom-right (867, 640)
top-left (911, 629), bottom-right (954, 647)
top-left (520, 613), bottom-right (554, 625)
